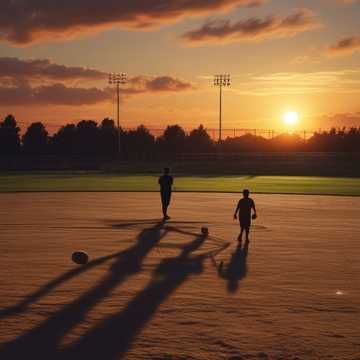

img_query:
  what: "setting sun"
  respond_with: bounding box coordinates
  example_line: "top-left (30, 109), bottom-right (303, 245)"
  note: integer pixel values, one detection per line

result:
top-left (283, 111), bottom-right (299, 126)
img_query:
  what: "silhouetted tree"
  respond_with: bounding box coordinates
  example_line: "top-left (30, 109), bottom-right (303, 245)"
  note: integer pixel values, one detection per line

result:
top-left (269, 133), bottom-right (304, 152)
top-left (222, 134), bottom-right (268, 153)
top-left (51, 124), bottom-right (77, 156)
top-left (74, 120), bottom-right (100, 157)
top-left (3, 112), bottom-right (360, 161)
top-left (344, 127), bottom-right (360, 152)
top-left (124, 125), bottom-right (155, 160)
top-left (186, 125), bottom-right (213, 153)
top-left (22, 122), bottom-right (48, 154)
top-left (157, 125), bottom-right (186, 157)
top-left (99, 118), bottom-right (118, 157)
top-left (0, 114), bottom-right (20, 156)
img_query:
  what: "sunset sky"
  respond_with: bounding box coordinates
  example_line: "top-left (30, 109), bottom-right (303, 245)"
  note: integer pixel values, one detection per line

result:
top-left (1, 0), bottom-right (360, 133)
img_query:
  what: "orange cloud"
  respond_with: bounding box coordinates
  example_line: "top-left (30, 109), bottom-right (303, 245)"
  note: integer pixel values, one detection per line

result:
top-left (327, 36), bottom-right (360, 57)
top-left (0, 57), bottom-right (106, 82)
top-left (0, 57), bottom-right (195, 106)
top-left (337, 0), bottom-right (359, 3)
top-left (0, 0), bottom-right (266, 45)
top-left (180, 9), bottom-right (320, 46)
top-left (128, 76), bottom-right (194, 93)
top-left (0, 83), bottom-right (112, 106)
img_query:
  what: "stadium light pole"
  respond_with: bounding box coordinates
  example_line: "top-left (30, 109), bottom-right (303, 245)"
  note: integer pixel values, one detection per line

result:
top-left (214, 74), bottom-right (231, 143)
top-left (109, 72), bottom-right (127, 157)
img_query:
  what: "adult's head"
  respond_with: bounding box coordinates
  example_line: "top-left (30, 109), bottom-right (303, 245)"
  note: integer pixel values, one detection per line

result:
top-left (164, 167), bottom-right (170, 175)
top-left (243, 189), bottom-right (250, 198)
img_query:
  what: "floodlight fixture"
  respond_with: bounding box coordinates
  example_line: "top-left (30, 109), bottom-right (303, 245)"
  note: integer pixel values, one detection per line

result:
top-left (213, 73), bottom-right (231, 143)
top-left (108, 72), bottom-right (128, 156)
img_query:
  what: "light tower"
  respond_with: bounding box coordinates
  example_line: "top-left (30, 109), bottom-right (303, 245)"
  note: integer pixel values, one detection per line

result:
top-left (109, 72), bottom-right (127, 156)
top-left (214, 74), bottom-right (231, 142)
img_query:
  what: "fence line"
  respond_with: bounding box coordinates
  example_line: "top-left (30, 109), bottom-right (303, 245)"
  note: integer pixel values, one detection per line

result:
top-left (15, 120), bottom-right (319, 140)
top-left (122, 127), bottom-right (318, 141)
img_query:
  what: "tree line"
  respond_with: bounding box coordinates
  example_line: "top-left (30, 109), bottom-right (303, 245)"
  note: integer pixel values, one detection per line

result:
top-left (1, 114), bottom-right (360, 159)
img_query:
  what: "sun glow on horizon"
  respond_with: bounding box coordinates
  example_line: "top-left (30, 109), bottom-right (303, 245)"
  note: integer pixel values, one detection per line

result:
top-left (283, 111), bottom-right (299, 127)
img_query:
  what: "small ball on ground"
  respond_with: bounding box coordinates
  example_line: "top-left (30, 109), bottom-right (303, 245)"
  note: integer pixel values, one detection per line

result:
top-left (72, 251), bottom-right (89, 265)
top-left (201, 227), bottom-right (209, 235)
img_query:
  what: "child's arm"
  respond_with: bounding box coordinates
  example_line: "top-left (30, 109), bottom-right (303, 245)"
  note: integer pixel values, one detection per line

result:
top-left (252, 200), bottom-right (257, 217)
top-left (233, 201), bottom-right (240, 220)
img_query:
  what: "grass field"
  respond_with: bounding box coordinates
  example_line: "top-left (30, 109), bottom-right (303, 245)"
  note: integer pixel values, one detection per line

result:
top-left (1, 172), bottom-right (360, 195)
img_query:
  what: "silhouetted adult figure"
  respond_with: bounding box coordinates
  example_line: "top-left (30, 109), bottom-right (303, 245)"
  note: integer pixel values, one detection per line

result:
top-left (233, 189), bottom-right (257, 243)
top-left (158, 167), bottom-right (173, 220)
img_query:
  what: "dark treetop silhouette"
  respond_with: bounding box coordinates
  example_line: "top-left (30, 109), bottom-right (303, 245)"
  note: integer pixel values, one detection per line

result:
top-left (2, 115), bottom-right (360, 161)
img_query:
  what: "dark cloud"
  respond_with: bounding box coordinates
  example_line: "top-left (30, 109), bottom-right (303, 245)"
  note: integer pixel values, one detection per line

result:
top-left (129, 76), bottom-right (194, 93)
top-left (0, 57), bottom-right (194, 92)
top-left (0, 83), bottom-right (112, 106)
top-left (0, 57), bottom-right (194, 106)
top-left (0, 0), bottom-right (265, 45)
top-left (181, 9), bottom-right (320, 45)
top-left (327, 36), bottom-right (360, 56)
top-left (0, 78), bottom-right (194, 106)
top-left (0, 57), bottom-right (106, 81)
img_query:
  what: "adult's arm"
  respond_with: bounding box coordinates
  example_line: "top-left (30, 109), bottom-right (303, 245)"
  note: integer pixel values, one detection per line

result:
top-left (233, 201), bottom-right (240, 220)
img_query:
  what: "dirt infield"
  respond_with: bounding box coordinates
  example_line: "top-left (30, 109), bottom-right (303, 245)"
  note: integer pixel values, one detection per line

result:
top-left (0, 193), bottom-right (359, 359)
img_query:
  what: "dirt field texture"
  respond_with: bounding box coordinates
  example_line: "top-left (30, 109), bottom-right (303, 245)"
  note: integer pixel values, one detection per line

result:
top-left (0, 193), bottom-right (359, 360)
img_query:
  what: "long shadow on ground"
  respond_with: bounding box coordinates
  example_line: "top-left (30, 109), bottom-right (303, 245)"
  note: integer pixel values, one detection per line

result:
top-left (62, 233), bottom-right (209, 360)
top-left (216, 241), bottom-right (249, 293)
top-left (0, 220), bottom-right (220, 360)
top-left (0, 220), bottom-right (167, 359)
top-left (0, 219), bottom-right (201, 320)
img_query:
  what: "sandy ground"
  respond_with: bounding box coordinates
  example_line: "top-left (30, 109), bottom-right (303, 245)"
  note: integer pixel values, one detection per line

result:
top-left (0, 192), bottom-right (359, 360)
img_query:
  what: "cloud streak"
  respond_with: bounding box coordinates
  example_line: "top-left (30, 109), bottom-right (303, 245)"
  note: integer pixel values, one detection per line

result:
top-left (0, 83), bottom-right (112, 106)
top-left (232, 70), bottom-right (360, 96)
top-left (327, 36), bottom-right (360, 56)
top-left (0, 0), bottom-right (265, 45)
top-left (0, 57), bottom-right (106, 82)
top-left (181, 9), bottom-right (320, 45)
top-left (0, 57), bottom-right (195, 106)
top-left (337, 0), bottom-right (360, 4)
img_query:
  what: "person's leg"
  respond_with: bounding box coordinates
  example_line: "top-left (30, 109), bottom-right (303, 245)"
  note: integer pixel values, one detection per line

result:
top-left (161, 192), bottom-right (167, 218)
top-left (165, 191), bottom-right (171, 219)
top-left (245, 227), bottom-right (250, 242)
top-left (161, 191), bottom-right (171, 219)
top-left (238, 226), bottom-right (244, 243)
top-left (162, 203), bottom-right (167, 218)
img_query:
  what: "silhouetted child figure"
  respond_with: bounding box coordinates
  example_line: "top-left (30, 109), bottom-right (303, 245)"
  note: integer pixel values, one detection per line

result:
top-left (158, 167), bottom-right (173, 220)
top-left (233, 189), bottom-right (257, 243)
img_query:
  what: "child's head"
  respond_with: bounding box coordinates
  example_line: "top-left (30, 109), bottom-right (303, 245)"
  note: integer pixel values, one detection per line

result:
top-left (243, 189), bottom-right (250, 198)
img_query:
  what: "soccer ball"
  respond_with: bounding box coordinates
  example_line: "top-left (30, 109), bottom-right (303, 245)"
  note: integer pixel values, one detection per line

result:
top-left (72, 251), bottom-right (89, 265)
top-left (201, 227), bottom-right (209, 235)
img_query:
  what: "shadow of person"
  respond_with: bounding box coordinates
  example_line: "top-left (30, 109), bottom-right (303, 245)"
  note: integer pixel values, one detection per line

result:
top-left (61, 233), bottom-right (209, 360)
top-left (0, 250), bottom-right (125, 319)
top-left (0, 220), bottom-right (167, 360)
top-left (0, 219), bottom-right (173, 320)
top-left (217, 241), bottom-right (249, 293)
top-left (108, 219), bottom-right (203, 230)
